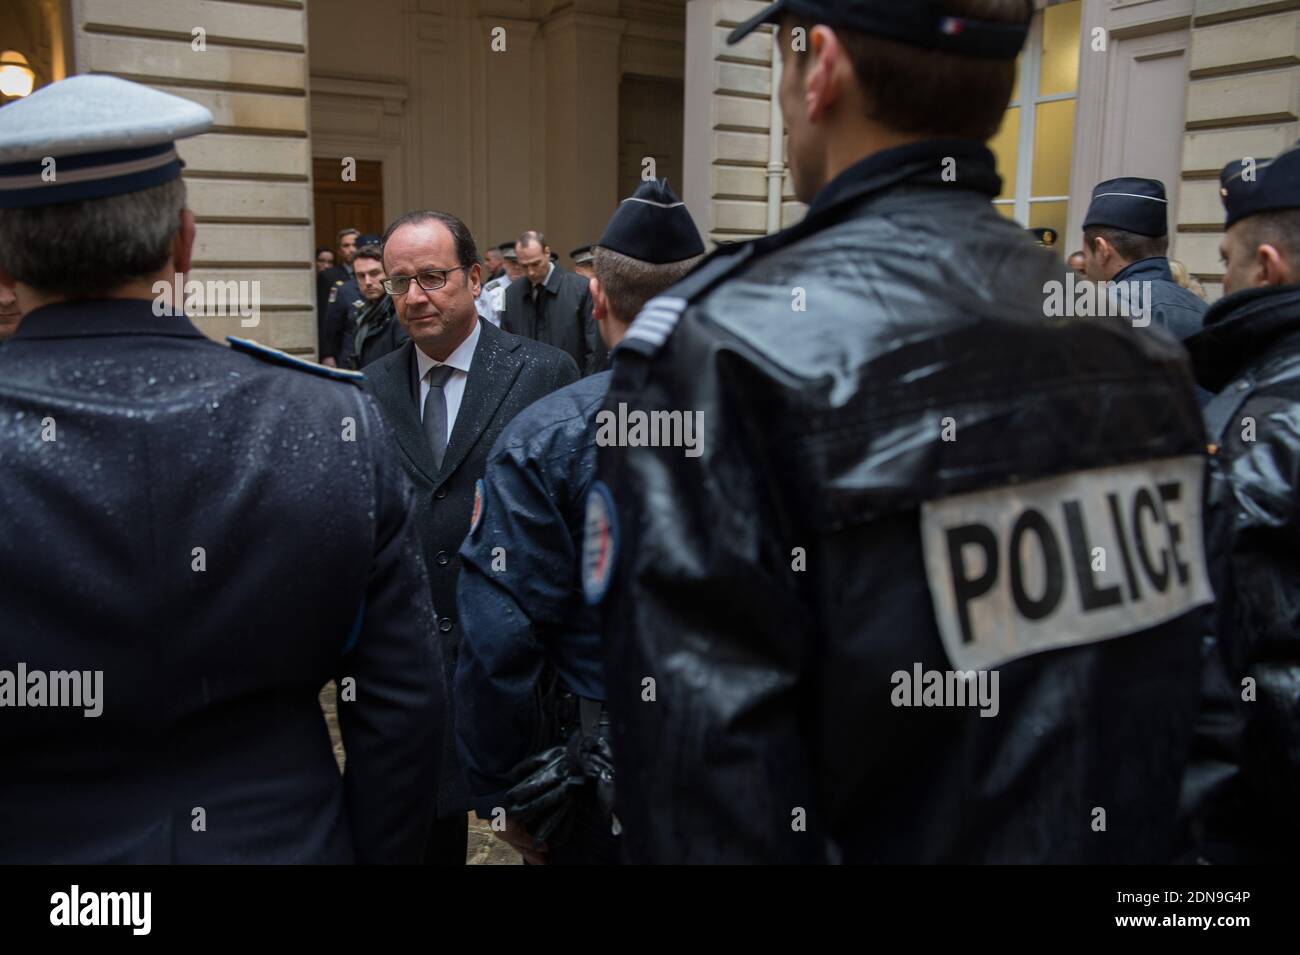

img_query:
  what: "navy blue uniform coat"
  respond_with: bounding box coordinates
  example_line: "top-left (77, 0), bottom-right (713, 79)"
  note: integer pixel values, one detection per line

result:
top-left (0, 300), bottom-right (444, 864)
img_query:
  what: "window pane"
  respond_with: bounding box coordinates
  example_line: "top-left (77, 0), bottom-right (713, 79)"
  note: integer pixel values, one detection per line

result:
top-left (994, 202), bottom-right (1019, 222)
top-left (1029, 201), bottom-right (1068, 253)
top-left (1031, 99), bottom-right (1074, 197)
top-left (989, 107), bottom-right (1019, 201)
top-left (1039, 0), bottom-right (1081, 96)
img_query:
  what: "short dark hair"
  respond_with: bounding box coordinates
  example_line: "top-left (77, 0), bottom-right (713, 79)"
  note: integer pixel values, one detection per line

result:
top-left (381, 210), bottom-right (481, 269)
top-left (353, 244), bottom-right (384, 266)
top-left (1083, 226), bottom-right (1169, 264)
top-left (787, 0), bottom-right (1029, 142)
top-left (1238, 209), bottom-right (1300, 263)
top-left (593, 246), bottom-right (703, 323)
top-left (0, 178), bottom-right (186, 297)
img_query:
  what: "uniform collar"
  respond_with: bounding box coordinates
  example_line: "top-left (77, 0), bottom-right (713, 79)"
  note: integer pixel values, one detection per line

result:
top-left (414, 315), bottom-right (480, 381)
top-left (1187, 283), bottom-right (1300, 391)
top-left (807, 138), bottom-right (1002, 217)
top-left (13, 298), bottom-right (208, 340)
top-left (1114, 257), bottom-right (1174, 284)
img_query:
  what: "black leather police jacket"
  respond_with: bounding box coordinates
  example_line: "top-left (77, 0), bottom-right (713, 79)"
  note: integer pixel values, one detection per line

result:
top-left (595, 140), bottom-right (1211, 863)
top-left (1184, 283), bottom-right (1300, 860)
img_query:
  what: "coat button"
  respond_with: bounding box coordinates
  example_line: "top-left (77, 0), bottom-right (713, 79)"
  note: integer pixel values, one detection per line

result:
top-left (439, 617), bottom-right (454, 633)
top-left (436, 550), bottom-right (450, 566)
top-left (434, 487), bottom-right (448, 500)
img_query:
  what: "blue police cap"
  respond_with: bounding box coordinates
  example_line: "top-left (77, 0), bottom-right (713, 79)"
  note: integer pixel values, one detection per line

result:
top-left (1219, 143), bottom-right (1300, 229)
top-left (727, 0), bottom-right (1031, 58)
top-left (1082, 177), bottom-right (1169, 237)
top-left (571, 245), bottom-right (595, 265)
top-left (0, 75), bottom-right (212, 209)
top-left (597, 180), bottom-right (705, 265)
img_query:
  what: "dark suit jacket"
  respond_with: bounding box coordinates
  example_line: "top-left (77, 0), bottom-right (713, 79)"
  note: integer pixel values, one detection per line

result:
top-left (502, 264), bottom-right (607, 376)
top-left (364, 318), bottom-right (579, 814)
top-left (0, 299), bottom-right (443, 864)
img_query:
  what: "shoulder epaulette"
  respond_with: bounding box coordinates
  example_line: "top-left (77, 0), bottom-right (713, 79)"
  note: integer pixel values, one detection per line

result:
top-left (621, 296), bottom-right (688, 357)
top-left (227, 336), bottom-right (366, 383)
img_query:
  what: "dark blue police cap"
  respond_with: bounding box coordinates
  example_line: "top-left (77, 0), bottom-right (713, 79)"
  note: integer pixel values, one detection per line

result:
top-left (597, 180), bottom-right (705, 265)
top-left (570, 245), bottom-right (595, 265)
top-left (1082, 177), bottom-right (1168, 237)
top-left (1219, 143), bottom-right (1300, 229)
top-left (727, 0), bottom-right (1031, 59)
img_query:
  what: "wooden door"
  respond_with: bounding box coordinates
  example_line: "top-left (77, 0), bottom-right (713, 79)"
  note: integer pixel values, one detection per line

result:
top-left (313, 157), bottom-right (385, 251)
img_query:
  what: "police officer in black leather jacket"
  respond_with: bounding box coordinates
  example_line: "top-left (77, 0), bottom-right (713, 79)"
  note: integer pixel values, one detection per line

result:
top-left (588, 0), bottom-right (1212, 864)
top-left (1182, 144), bottom-right (1300, 862)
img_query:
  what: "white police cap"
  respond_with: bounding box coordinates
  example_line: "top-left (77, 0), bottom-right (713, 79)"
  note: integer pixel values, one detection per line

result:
top-left (0, 75), bottom-right (213, 209)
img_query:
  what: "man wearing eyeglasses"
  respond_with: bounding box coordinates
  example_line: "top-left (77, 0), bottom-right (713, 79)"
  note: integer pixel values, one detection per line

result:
top-left (363, 210), bottom-right (580, 865)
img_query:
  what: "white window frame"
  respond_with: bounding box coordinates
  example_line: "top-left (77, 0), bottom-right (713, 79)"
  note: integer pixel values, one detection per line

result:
top-left (993, 9), bottom-right (1079, 226)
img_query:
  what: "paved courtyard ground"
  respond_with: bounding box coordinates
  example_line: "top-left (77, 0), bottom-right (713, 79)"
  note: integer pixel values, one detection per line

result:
top-left (320, 681), bottom-right (520, 865)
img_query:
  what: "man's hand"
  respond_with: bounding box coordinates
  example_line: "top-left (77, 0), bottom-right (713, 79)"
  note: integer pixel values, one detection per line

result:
top-left (321, 356), bottom-right (338, 368)
top-left (494, 816), bottom-right (548, 865)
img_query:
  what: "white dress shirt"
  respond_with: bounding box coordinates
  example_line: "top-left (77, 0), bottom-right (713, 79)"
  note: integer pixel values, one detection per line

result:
top-left (415, 318), bottom-right (480, 437)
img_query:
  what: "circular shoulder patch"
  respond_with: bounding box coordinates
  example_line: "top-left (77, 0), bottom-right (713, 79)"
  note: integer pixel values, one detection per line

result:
top-left (470, 478), bottom-right (485, 534)
top-left (582, 481), bottom-right (618, 606)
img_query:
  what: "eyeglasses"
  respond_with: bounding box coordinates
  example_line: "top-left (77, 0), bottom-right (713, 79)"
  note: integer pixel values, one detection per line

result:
top-left (382, 267), bottom-right (469, 296)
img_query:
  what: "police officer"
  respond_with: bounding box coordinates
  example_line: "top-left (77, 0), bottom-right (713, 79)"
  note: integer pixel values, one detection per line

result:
top-left (570, 245), bottom-right (596, 279)
top-left (455, 180), bottom-right (705, 864)
top-left (1080, 177), bottom-right (1209, 340)
top-left (1029, 226), bottom-right (1057, 249)
top-left (588, 0), bottom-right (1211, 864)
top-left (0, 76), bottom-right (443, 863)
top-left (320, 233), bottom-right (378, 366)
top-left (480, 243), bottom-right (518, 327)
top-left (317, 227), bottom-right (360, 358)
top-left (1182, 143), bottom-right (1300, 861)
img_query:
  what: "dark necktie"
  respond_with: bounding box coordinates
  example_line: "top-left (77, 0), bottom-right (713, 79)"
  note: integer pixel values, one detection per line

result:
top-left (530, 283), bottom-right (544, 339)
top-left (422, 364), bottom-right (455, 471)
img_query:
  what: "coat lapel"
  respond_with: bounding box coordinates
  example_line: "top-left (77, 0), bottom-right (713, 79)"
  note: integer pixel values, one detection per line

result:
top-left (438, 319), bottom-right (523, 482)
top-left (369, 341), bottom-right (440, 484)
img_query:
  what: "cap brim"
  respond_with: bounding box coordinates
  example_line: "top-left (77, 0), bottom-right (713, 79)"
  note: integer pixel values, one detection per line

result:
top-left (726, 1), bottom-right (785, 44)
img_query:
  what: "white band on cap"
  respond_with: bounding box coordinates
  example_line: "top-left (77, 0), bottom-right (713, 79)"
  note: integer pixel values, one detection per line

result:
top-left (0, 147), bottom-right (180, 192)
top-left (1094, 192), bottom-right (1167, 203)
top-left (620, 197), bottom-right (686, 209)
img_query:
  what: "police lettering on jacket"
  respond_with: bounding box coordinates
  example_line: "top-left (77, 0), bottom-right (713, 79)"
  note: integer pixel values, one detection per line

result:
top-left (920, 456), bottom-right (1213, 671)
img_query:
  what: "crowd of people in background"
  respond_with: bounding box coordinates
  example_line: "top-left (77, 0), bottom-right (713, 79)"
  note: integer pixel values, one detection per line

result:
top-left (314, 226), bottom-right (607, 377)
